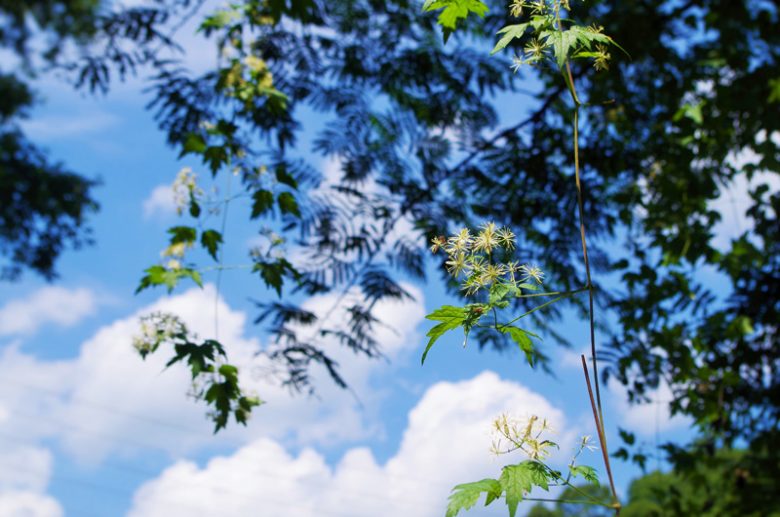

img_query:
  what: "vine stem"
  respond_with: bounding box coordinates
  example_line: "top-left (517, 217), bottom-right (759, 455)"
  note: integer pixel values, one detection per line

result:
top-left (563, 55), bottom-right (619, 512)
top-left (564, 63), bottom-right (603, 412)
top-left (523, 497), bottom-right (613, 506)
top-left (537, 460), bottom-right (612, 507)
top-left (495, 287), bottom-right (588, 329)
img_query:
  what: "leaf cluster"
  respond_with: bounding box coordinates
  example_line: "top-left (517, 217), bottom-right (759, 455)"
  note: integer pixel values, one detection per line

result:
top-left (133, 312), bottom-right (262, 432)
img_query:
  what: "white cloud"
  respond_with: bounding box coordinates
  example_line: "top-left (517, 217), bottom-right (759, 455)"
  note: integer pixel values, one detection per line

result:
top-left (611, 382), bottom-right (689, 437)
top-left (0, 287), bottom-right (99, 336)
top-left (142, 184), bottom-right (177, 219)
top-left (0, 492), bottom-right (62, 517)
top-left (0, 440), bottom-right (62, 517)
top-left (0, 282), bottom-right (427, 464)
top-left (20, 111), bottom-right (120, 141)
top-left (128, 372), bottom-right (571, 517)
top-left (0, 446), bottom-right (53, 494)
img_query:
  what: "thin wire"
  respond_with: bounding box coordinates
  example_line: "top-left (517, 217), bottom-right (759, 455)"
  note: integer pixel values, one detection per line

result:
top-left (0, 386), bottom-right (485, 495)
top-left (0, 428), bottom-right (504, 517)
top-left (214, 170), bottom-right (234, 341)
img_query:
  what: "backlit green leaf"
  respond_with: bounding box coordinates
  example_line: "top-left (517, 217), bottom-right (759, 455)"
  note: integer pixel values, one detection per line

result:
top-left (569, 464), bottom-right (599, 484)
top-left (422, 305), bottom-right (466, 364)
top-left (422, 0), bottom-right (488, 43)
top-left (500, 326), bottom-right (538, 365)
top-left (446, 478), bottom-right (502, 517)
top-left (491, 23), bottom-right (530, 55)
top-left (499, 462), bottom-right (550, 517)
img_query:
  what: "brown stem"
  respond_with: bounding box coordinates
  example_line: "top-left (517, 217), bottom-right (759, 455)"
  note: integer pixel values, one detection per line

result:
top-left (582, 355), bottom-right (620, 512)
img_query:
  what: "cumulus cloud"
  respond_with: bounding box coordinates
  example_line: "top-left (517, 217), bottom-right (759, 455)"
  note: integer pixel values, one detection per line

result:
top-left (0, 441), bottom-right (62, 517)
top-left (0, 287), bottom-right (99, 336)
top-left (0, 282), bottom-right (427, 463)
top-left (142, 184), bottom-right (177, 219)
top-left (0, 492), bottom-right (62, 517)
top-left (128, 372), bottom-right (571, 517)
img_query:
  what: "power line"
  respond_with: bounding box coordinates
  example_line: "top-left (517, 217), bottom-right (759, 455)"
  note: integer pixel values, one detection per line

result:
top-left (1, 376), bottom-right (499, 493)
top-left (0, 425), bottom-right (507, 517)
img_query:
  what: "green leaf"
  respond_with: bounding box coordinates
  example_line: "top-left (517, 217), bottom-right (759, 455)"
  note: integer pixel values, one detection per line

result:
top-left (136, 265), bottom-right (166, 293)
top-left (500, 465), bottom-right (530, 517)
top-left (199, 8), bottom-right (239, 32)
top-left (277, 191), bottom-right (300, 217)
top-left (421, 305), bottom-right (466, 364)
top-left (545, 29), bottom-right (578, 69)
top-left (446, 479), bottom-right (502, 517)
top-left (569, 465), bottom-right (599, 484)
top-left (168, 226), bottom-right (197, 245)
top-left (136, 265), bottom-right (200, 294)
top-left (254, 258), bottom-right (298, 297)
top-left (499, 462), bottom-right (550, 517)
top-left (189, 198), bottom-right (201, 218)
top-left (674, 102), bottom-right (704, 125)
top-left (203, 145), bottom-right (229, 175)
top-left (500, 326), bottom-right (538, 365)
top-left (200, 229), bottom-right (222, 261)
top-left (489, 282), bottom-right (511, 306)
top-left (618, 427), bottom-right (636, 445)
top-left (491, 23), bottom-right (530, 55)
top-left (529, 14), bottom-right (551, 31)
top-left (251, 190), bottom-right (274, 218)
top-left (275, 166), bottom-right (298, 189)
top-left (181, 268), bottom-right (203, 289)
top-left (180, 132), bottom-right (207, 157)
top-left (219, 363), bottom-right (239, 384)
top-left (423, 0), bottom-right (489, 43)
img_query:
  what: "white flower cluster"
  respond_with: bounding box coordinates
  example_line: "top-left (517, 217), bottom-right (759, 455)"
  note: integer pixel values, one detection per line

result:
top-left (490, 413), bottom-right (557, 460)
top-left (131, 312), bottom-right (187, 358)
top-left (431, 222), bottom-right (544, 295)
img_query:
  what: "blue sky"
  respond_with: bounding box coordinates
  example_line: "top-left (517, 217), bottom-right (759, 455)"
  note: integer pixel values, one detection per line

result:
top-left (2, 5), bottom-right (765, 516)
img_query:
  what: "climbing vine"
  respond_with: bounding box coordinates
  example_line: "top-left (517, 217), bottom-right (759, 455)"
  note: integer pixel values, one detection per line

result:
top-left (421, 0), bottom-right (625, 514)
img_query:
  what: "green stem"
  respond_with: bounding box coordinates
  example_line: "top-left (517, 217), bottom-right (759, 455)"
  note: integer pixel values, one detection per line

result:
top-left (497, 287), bottom-right (588, 329)
top-left (199, 264), bottom-right (253, 273)
top-left (522, 497), bottom-right (614, 507)
top-left (538, 461), bottom-right (604, 505)
top-left (516, 287), bottom-right (588, 299)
